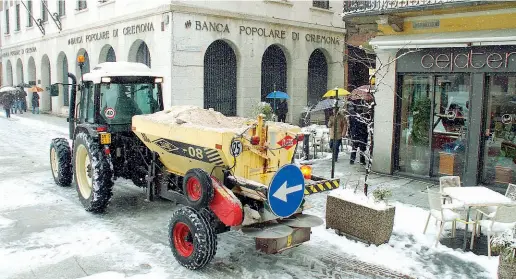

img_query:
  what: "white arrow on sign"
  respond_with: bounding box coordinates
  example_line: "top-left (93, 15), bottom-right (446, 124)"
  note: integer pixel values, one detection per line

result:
top-left (273, 181), bottom-right (303, 202)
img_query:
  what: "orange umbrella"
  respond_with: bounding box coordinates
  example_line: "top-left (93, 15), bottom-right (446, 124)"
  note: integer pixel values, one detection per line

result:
top-left (30, 86), bottom-right (44, 92)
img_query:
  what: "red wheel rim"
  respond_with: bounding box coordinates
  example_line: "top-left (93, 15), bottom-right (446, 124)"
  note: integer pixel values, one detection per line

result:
top-left (173, 222), bottom-right (194, 257)
top-left (186, 177), bottom-right (202, 201)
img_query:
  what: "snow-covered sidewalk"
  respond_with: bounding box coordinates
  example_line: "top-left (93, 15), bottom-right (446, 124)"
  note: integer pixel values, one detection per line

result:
top-left (0, 113), bottom-right (500, 279)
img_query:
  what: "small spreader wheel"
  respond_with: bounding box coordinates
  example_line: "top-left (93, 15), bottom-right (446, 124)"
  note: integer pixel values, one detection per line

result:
top-left (182, 169), bottom-right (214, 210)
top-left (168, 207), bottom-right (217, 270)
top-left (50, 138), bottom-right (73, 187)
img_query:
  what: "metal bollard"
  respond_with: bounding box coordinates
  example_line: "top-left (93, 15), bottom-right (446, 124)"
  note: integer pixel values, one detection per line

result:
top-left (303, 132), bottom-right (310, 160)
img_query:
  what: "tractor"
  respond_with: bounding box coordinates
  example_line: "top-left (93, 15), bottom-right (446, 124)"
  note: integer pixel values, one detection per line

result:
top-left (49, 55), bottom-right (341, 270)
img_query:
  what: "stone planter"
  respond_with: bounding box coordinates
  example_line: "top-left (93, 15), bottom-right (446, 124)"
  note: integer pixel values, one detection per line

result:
top-left (326, 194), bottom-right (395, 246)
top-left (498, 257), bottom-right (516, 279)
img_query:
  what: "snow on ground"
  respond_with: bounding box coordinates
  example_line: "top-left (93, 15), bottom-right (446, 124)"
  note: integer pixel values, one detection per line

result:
top-left (0, 113), bottom-right (500, 279)
top-left (303, 189), bottom-right (498, 279)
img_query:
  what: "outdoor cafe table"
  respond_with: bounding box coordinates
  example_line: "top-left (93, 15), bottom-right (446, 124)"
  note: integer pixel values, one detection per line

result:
top-left (442, 186), bottom-right (515, 251)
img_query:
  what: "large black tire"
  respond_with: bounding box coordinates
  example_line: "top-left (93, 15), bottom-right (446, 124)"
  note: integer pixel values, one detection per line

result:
top-left (50, 138), bottom-right (73, 187)
top-left (182, 169), bottom-right (214, 210)
top-left (168, 207), bottom-right (217, 270)
top-left (73, 132), bottom-right (114, 213)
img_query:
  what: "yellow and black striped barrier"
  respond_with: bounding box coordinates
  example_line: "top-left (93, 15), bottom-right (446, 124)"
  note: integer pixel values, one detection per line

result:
top-left (304, 179), bottom-right (340, 195)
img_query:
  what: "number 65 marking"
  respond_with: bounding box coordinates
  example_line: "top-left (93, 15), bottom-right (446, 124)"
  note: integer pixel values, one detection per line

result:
top-left (188, 146), bottom-right (204, 160)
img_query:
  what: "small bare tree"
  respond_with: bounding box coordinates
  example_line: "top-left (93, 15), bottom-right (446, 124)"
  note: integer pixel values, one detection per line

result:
top-left (346, 44), bottom-right (421, 195)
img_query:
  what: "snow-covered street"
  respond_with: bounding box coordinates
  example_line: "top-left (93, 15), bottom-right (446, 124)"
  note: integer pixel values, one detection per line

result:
top-left (0, 113), bottom-right (498, 279)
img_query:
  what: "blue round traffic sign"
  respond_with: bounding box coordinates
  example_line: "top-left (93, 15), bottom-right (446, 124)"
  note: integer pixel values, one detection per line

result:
top-left (267, 164), bottom-right (305, 218)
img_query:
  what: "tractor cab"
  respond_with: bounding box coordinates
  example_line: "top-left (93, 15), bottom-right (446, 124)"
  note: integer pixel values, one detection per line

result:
top-left (77, 60), bottom-right (164, 132)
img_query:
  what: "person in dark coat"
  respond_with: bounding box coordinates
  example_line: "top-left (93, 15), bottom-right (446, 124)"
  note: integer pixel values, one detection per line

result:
top-left (277, 100), bottom-right (288, 122)
top-left (348, 102), bottom-right (369, 165)
top-left (31, 92), bottom-right (40, 114)
top-left (1, 93), bottom-right (15, 118)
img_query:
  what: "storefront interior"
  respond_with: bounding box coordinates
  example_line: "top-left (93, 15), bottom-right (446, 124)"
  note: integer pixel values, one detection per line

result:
top-left (395, 73), bottom-right (515, 188)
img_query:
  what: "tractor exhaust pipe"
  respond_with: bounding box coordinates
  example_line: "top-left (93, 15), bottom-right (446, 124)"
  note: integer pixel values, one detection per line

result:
top-left (68, 73), bottom-right (77, 139)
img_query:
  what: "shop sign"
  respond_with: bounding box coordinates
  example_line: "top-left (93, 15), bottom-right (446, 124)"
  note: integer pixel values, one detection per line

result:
top-left (397, 46), bottom-right (516, 73)
top-left (412, 20), bottom-right (440, 30)
top-left (2, 46), bottom-right (37, 58)
top-left (186, 20), bottom-right (341, 45)
top-left (420, 50), bottom-right (516, 71)
top-left (68, 22), bottom-right (155, 45)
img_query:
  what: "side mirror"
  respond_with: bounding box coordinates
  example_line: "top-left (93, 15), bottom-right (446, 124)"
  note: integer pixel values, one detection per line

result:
top-left (50, 84), bottom-right (59, 97)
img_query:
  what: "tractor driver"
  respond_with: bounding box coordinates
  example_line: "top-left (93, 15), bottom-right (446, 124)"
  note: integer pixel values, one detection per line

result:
top-left (113, 85), bottom-right (143, 118)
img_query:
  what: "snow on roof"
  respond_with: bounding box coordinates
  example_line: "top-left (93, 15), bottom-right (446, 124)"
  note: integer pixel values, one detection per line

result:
top-left (82, 62), bottom-right (162, 83)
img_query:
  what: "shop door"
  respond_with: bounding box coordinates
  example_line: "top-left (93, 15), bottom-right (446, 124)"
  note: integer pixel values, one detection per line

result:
top-left (395, 75), bottom-right (433, 176)
top-left (430, 75), bottom-right (471, 178)
top-left (481, 75), bottom-right (516, 186)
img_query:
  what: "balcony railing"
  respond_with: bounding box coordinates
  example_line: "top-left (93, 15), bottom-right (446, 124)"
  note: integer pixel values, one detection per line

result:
top-left (343, 0), bottom-right (483, 16)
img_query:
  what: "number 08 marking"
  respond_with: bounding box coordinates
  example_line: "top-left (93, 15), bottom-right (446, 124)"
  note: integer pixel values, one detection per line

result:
top-left (188, 147), bottom-right (204, 160)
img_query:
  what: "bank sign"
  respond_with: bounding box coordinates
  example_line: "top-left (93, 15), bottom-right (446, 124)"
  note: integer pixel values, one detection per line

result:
top-left (397, 46), bottom-right (516, 73)
top-left (185, 20), bottom-right (341, 45)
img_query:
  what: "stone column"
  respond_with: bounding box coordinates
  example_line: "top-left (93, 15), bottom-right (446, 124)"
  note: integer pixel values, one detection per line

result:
top-left (371, 48), bottom-right (399, 174)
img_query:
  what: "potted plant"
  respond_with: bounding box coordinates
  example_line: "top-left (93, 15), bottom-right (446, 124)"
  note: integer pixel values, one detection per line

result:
top-left (326, 187), bottom-right (396, 246)
top-left (252, 101), bottom-right (274, 121)
top-left (410, 98), bottom-right (431, 175)
top-left (491, 231), bottom-right (516, 279)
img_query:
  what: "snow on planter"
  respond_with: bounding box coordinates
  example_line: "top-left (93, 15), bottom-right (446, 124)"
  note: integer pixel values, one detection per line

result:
top-left (326, 189), bottom-right (395, 246)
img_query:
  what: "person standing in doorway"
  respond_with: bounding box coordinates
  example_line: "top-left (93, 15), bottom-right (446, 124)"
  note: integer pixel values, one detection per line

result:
top-left (277, 100), bottom-right (288, 123)
top-left (349, 102), bottom-right (369, 165)
top-left (328, 107), bottom-right (347, 162)
top-left (32, 92), bottom-right (40, 114)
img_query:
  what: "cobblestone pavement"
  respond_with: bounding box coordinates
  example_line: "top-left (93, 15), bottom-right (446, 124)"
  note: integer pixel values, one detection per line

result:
top-left (0, 113), bottom-right (415, 279)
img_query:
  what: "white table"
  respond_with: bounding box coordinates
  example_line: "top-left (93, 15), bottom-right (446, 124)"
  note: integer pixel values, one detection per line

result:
top-left (442, 186), bottom-right (515, 251)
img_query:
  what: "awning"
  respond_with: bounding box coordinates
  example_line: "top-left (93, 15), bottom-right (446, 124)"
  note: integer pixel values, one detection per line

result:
top-left (370, 29), bottom-right (516, 50)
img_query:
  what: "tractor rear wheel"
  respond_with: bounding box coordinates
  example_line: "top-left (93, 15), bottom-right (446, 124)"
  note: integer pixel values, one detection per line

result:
top-left (168, 206), bottom-right (217, 270)
top-left (50, 138), bottom-right (73, 187)
top-left (182, 169), bottom-right (214, 210)
top-left (73, 132), bottom-right (114, 213)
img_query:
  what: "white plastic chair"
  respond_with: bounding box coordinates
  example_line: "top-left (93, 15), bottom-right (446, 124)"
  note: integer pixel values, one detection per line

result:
top-left (470, 205), bottom-right (516, 255)
top-left (439, 176), bottom-right (461, 192)
top-left (439, 176), bottom-right (461, 205)
top-left (477, 183), bottom-right (516, 217)
top-left (424, 190), bottom-right (468, 247)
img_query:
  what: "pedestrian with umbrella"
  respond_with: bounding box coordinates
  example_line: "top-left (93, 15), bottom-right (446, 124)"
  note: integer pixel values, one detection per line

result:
top-left (322, 87), bottom-right (351, 177)
top-left (0, 88), bottom-right (17, 118)
top-left (348, 85), bottom-right (374, 165)
top-left (31, 86), bottom-right (43, 114)
top-left (265, 89), bottom-right (289, 122)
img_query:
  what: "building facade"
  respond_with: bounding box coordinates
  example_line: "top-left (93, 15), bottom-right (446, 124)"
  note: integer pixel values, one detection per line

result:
top-left (1, 0), bottom-right (345, 123)
top-left (343, 0), bottom-right (516, 188)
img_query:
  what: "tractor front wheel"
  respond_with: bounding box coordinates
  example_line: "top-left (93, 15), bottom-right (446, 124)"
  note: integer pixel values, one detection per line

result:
top-left (50, 138), bottom-right (72, 186)
top-left (182, 169), bottom-right (214, 210)
top-left (168, 207), bottom-right (217, 270)
top-left (73, 132), bottom-right (114, 213)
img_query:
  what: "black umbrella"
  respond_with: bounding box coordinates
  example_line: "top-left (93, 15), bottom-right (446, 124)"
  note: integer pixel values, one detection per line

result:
top-left (310, 99), bottom-right (345, 112)
top-left (16, 83), bottom-right (32, 88)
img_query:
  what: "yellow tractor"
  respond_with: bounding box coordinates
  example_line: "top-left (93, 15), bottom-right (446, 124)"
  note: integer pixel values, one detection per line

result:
top-left (49, 55), bottom-right (340, 270)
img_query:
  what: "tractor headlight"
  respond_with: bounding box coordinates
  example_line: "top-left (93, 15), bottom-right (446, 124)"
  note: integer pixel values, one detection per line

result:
top-left (101, 77), bottom-right (111, 83)
top-left (155, 77), bottom-right (163, 83)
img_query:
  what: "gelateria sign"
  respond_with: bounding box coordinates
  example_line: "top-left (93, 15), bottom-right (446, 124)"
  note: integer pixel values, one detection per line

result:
top-left (68, 22), bottom-right (155, 45)
top-left (187, 20), bottom-right (341, 45)
top-left (397, 47), bottom-right (516, 73)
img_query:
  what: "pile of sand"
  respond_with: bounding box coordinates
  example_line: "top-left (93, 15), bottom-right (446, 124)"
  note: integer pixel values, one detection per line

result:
top-left (142, 106), bottom-right (252, 133)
